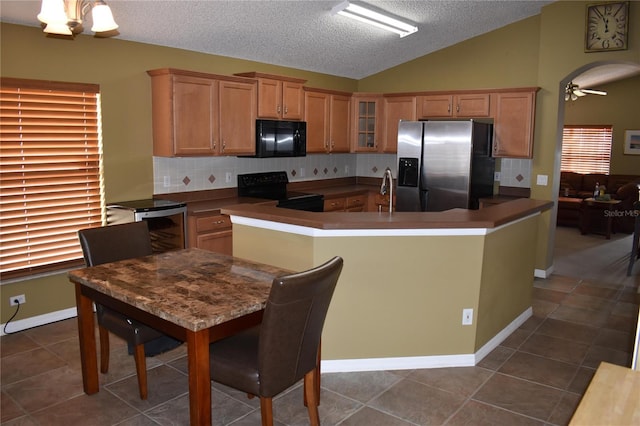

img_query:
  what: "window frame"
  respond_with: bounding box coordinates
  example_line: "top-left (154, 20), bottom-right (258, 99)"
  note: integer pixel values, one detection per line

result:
top-left (0, 77), bottom-right (105, 281)
top-left (561, 125), bottom-right (613, 174)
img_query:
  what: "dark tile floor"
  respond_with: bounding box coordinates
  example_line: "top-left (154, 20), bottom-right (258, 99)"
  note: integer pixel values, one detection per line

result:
top-left (2, 227), bottom-right (639, 425)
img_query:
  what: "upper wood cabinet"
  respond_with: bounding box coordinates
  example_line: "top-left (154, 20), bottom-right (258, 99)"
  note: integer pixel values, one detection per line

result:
top-left (218, 80), bottom-right (258, 155)
top-left (304, 88), bottom-right (351, 153)
top-left (351, 94), bottom-right (384, 152)
top-left (148, 68), bottom-right (256, 157)
top-left (235, 72), bottom-right (306, 120)
top-left (417, 93), bottom-right (490, 118)
top-left (382, 95), bottom-right (417, 153)
top-left (493, 89), bottom-right (537, 158)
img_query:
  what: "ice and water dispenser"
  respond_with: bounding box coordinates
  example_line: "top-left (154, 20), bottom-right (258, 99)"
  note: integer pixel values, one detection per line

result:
top-left (396, 157), bottom-right (427, 211)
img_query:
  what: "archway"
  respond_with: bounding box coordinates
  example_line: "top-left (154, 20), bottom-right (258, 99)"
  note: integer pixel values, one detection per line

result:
top-left (547, 60), bottom-right (640, 273)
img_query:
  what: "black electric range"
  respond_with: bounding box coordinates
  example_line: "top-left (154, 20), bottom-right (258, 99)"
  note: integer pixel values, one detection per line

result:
top-left (237, 171), bottom-right (324, 212)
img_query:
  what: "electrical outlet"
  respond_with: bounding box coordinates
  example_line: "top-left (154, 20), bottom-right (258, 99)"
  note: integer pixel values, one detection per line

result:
top-left (300, 167), bottom-right (305, 177)
top-left (494, 171), bottom-right (501, 181)
top-left (462, 308), bottom-right (473, 325)
top-left (536, 174), bottom-right (548, 186)
top-left (163, 176), bottom-right (170, 187)
top-left (344, 165), bottom-right (349, 174)
top-left (225, 172), bottom-right (232, 183)
top-left (9, 294), bottom-right (26, 306)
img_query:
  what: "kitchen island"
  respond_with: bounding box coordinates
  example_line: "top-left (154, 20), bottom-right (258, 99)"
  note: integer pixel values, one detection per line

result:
top-left (221, 198), bottom-right (552, 372)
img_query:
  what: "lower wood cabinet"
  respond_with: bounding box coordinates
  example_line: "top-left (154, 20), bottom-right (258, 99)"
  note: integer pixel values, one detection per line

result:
top-left (323, 192), bottom-right (368, 212)
top-left (346, 194), bottom-right (366, 212)
top-left (188, 213), bottom-right (232, 255)
top-left (323, 196), bottom-right (346, 212)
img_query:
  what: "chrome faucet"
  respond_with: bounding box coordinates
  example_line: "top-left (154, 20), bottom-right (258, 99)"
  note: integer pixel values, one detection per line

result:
top-left (380, 167), bottom-right (394, 213)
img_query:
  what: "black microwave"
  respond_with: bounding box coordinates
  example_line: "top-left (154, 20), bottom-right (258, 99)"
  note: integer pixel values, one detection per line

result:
top-left (247, 119), bottom-right (306, 158)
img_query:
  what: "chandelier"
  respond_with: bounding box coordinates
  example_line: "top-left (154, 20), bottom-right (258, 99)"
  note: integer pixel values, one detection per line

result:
top-left (37, 0), bottom-right (118, 36)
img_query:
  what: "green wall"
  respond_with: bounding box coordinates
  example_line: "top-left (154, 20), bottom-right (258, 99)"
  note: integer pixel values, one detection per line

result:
top-left (357, 14), bottom-right (542, 92)
top-left (2, 1), bottom-right (640, 325)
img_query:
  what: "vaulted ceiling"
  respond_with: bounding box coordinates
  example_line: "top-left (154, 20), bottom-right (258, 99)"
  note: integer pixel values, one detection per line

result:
top-left (2, 0), bottom-right (554, 79)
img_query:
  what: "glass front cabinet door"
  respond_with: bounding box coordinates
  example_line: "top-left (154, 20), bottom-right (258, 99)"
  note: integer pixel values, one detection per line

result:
top-left (352, 94), bottom-right (384, 152)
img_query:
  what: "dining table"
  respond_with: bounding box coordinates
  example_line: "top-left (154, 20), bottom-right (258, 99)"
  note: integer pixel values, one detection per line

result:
top-left (68, 248), bottom-right (293, 426)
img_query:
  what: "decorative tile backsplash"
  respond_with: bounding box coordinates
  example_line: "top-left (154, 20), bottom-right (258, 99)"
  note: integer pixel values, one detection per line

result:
top-left (498, 158), bottom-right (532, 188)
top-left (153, 153), bottom-right (397, 194)
top-left (153, 154), bottom-right (530, 194)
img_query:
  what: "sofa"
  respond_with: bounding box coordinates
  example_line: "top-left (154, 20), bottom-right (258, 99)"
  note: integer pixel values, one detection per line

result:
top-left (557, 172), bottom-right (640, 233)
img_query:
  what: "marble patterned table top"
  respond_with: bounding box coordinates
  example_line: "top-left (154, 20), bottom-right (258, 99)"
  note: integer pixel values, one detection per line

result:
top-left (68, 248), bottom-right (292, 331)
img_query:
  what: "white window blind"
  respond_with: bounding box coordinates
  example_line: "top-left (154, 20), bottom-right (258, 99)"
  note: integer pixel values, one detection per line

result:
top-left (0, 78), bottom-right (104, 280)
top-left (561, 125), bottom-right (612, 174)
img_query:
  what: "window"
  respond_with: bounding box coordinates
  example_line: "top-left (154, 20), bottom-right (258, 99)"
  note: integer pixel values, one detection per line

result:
top-left (0, 78), bottom-right (104, 280)
top-left (561, 125), bottom-right (612, 174)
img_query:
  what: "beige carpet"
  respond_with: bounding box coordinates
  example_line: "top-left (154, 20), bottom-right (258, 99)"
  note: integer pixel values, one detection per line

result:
top-left (553, 226), bottom-right (639, 290)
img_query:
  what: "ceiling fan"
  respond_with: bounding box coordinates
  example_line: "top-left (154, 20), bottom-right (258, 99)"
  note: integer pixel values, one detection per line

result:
top-left (565, 82), bottom-right (607, 101)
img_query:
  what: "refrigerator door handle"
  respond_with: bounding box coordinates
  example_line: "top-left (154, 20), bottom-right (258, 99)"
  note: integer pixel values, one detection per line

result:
top-left (420, 189), bottom-right (429, 211)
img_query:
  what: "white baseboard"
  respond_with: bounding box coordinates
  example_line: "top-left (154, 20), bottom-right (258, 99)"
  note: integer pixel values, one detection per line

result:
top-left (2, 306), bottom-right (534, 371)
top-left (1, 307), bottom-right (77, 336)
top-left (321, 307), bottom-right (532, 373)
top-left (535, 265), bottom-right (554, 278)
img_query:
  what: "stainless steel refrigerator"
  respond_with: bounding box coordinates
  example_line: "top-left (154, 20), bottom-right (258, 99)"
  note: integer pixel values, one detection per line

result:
top-left (396, 120), bottom-right (495, 212)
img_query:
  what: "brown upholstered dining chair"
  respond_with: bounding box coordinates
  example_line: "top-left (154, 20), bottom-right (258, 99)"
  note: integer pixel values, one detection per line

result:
top-left (77, 222), bottom-right (181, 400)
top-left (209, 256), bottom-right (343, 426)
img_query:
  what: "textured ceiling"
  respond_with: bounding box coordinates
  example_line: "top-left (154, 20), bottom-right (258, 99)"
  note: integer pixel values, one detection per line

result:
top-left (1, 0), bottom-right (555, 79)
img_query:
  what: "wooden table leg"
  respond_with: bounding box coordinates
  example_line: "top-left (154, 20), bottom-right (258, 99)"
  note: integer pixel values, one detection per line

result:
top-left (186, 329), bottom-right (211, 426)
top-left (74, 283), bottom-right (99, 394)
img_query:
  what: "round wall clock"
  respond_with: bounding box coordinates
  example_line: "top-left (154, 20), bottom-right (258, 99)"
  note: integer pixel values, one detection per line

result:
top-left (585, 1), bottom-right (629, 52)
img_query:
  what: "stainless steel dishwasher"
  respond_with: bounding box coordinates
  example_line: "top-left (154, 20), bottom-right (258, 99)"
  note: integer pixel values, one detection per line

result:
top-left (106, 199), bottom-right (187, 253)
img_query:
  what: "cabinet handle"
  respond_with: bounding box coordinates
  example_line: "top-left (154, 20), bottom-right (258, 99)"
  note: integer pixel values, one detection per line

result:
top-left (448, 104), bottom-right (451, 113)
top-left (456, 104), bottom-right (460, 113)
top-left (222, 141), bottom-right (226, 152)
top-left (213, 220), bottom-right (225, 225)
top-left (284, 106), bottom-right (288, 114)
top-left (277, 105), bottom-right (281, 114)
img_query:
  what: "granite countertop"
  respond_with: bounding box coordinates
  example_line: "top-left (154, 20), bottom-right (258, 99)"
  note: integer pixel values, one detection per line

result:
top-left (68, 248), bottom-right (292, 331)
top-left (221, 198), bottom-right (553, 230)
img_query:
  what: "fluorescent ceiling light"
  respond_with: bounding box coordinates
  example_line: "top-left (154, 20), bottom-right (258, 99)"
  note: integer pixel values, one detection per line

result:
top-left (331, 1), bottom-right (418, 38)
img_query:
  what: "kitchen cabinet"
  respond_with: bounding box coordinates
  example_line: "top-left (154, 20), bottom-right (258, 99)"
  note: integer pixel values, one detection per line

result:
top-left (188, 213), bottom-right (232, 255)
top-left (147, 68), bottom-right (256, 157)
top-left (323, 192), bottom-right (368, 212)
top-left (382, 95), bottom-right (416, 153)
top-left (304, 88), bottom-right (351, 153)
top-left (372, 193), bottom-right (394, 212)
top-left (323, 196), bottom-right (346, 212)
top-left (417, 93), bottom-right (490, 118)
top-left (351, 94), bottom-right (384, 152)
top-left (492, 89), bottom-right (537, 158)
top-left (235, 72), bottom-right (306, 120)
top-left (346, 193), bottom-right (367, 212)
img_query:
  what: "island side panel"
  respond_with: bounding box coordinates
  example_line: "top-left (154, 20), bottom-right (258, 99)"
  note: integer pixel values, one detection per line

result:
top-left (232, 222), bottom-right (486, 360)
top-left (475, 215), bottom-right (538, 350)
top-left (313, 234), bottom-right (484, 359)
top-left (232, 224), bottom-right (316, 271)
